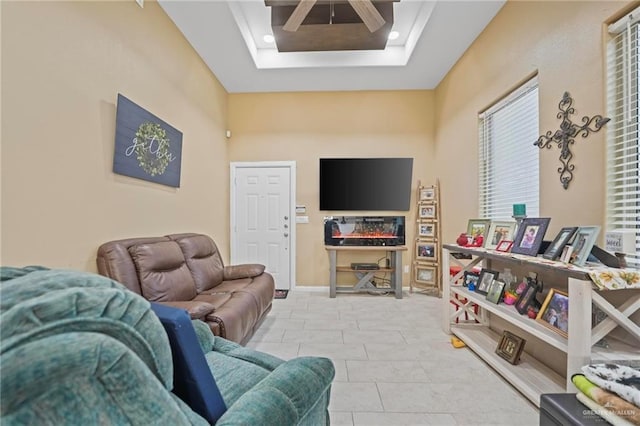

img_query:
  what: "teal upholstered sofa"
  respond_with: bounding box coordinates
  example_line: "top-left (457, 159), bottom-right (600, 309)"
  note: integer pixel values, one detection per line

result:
top-left (0, 267), bottom-right (334, 425)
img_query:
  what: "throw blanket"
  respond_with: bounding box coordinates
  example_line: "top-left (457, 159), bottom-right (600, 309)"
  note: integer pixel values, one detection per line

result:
top-left (572, 373), bottom-right (640, 425)
top-left (583, 364), bottom-right (640, 407)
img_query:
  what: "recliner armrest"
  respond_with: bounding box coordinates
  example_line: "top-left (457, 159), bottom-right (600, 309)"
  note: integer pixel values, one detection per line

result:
top-left (156, 301), bottom-right (215, 320)
top-left (223, 264), bottom-right (265, 280)
top-left (215, 356), bottom-right (335, 426)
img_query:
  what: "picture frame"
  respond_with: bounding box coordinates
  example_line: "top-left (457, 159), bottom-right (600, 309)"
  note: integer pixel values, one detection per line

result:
top-left (419, 187), bottom-right (436, 202)
top-left (462, 271), bottom-right (480, 288)
top-left (495, 331), bottom-right (526, 365)
top-left (419, 205), bottom-right (436, 219)
top-left (568, 226), bottom-right (601, 266)
top-left (467, 219), bottom-right (491, 241)
top-left (415, 264), bottom-right (437, 285)
top-left (511, 217), bottom-right (551, 256)
top-left (418, 222), bottom-right (436, 239)
top-left (416, 241), bottom-right (437, 262)
top-left (475, 268), bottom-right (499, 295)
top-left (486, 279), bottom-right (506, 304)
top-left (495, 240), bottom-right (514, 252)
top-left (485, 221), bottom-right (517, 250)
top-left (536, 289), bottom-right (569, 338)
top-left (515, 278), bottom-right (540, 314)
top-left (543, 227), bottom-right (578, 260)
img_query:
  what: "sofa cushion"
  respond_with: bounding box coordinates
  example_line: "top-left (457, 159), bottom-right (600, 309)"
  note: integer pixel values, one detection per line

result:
top-left (223, 264), bottom-right (265, 280)
top-left (129, 241), bottom-right (197, 302)
top-left (172, 235), bottom-right (224, 293)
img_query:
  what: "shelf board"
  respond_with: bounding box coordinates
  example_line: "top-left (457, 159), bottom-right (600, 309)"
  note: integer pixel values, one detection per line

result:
top-left (451, 285), bottom-right (569, 352)
top-left (443, 244), bottom-right (591, 280)
top-left (336, 267), bottom-right (393, 272)
top-left (592, 338), bottom-right (640, 362)
top-left (452, 325), bottom-right (565, 406)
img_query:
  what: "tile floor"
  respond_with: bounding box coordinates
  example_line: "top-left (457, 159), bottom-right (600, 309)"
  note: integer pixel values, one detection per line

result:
top-left (246, 288), bottom-right (539, 426)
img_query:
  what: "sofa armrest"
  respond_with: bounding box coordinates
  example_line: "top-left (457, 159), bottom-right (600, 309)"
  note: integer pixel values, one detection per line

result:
top-left (215, 357), bottom-right (335, 426)
top-left (223, 264), bottom-right (265, 280)
top-left (156, 301), bottom-right (215, 320)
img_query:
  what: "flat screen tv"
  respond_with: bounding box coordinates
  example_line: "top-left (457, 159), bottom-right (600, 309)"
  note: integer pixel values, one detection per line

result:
top-left (319, 158), bottom-right (413, 211)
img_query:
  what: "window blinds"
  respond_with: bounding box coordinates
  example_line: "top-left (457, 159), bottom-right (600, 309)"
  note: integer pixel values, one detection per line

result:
top-left (606, 7), bottom-right (640, 266)
top-left (478, 77), bottom-right (540, 220)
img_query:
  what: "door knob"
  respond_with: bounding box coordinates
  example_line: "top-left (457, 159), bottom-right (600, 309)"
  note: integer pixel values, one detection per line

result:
top-left (284, 233), bottom-right (289, 237)
top-left (284, 216), bottom-right (289, 220)
top-left (284, 224), bottom-right (289, 229)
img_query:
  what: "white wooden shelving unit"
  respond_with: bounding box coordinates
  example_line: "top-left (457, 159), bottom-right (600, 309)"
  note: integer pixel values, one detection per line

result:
top-left (441, 244), bottom-right (640, 407)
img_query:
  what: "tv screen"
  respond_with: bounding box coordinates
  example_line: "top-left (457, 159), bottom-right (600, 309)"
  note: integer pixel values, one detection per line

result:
top-left (319, 158), bottom-right (413, 211)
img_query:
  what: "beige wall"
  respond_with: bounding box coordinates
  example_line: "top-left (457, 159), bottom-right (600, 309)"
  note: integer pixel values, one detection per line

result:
top-left (228, 91), bottom-right (436, 285)
top-left (1, 1), bottom-right (230, 271)
top-left (435, 1), bottom-right (631, 243)
top-left (1, 0), bottom-right (633, 287)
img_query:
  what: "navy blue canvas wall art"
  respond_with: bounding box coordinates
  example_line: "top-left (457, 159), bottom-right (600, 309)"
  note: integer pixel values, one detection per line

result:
top-left (113, 94), bottom-right (182, 187)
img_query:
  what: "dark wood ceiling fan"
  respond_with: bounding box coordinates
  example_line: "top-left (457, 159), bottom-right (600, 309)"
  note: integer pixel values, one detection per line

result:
top-left (283, 0), bottom-right (386, 33)
top-left (265, 0), bottom-right (397, 52)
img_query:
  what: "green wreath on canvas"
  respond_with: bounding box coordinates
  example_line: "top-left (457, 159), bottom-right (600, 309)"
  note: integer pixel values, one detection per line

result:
top-left (134, 122), bottom-right (170, 176)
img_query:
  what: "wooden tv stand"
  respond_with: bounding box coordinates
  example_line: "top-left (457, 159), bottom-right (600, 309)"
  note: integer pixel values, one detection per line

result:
top-left (326, 245), bottom-right (407, 299)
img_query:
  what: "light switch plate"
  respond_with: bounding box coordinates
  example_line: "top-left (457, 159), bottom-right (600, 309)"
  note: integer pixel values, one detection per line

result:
top-left (296, 216), bottom-right (309, 224)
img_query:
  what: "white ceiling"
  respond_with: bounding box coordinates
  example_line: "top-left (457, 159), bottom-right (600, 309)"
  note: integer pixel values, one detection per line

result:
top-left (158, 0), bottom-right (505, 93)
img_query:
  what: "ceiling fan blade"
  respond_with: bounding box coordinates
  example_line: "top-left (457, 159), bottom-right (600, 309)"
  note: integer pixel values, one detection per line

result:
top-left (283, 0), bottom-right (317, 32)
top-left (347, 0), bottom-right (385, 33)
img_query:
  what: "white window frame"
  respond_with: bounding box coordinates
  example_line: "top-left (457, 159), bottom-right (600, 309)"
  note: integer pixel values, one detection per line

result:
top-left (478, 77), bottom-right (540, 220)
top-left (606, 7), bottom-right (640, 267)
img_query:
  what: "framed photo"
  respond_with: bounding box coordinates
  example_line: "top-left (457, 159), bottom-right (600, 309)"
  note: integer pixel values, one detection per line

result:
top-left (511, 217), bottom-right (551, 256)
top-left (419, 205), bottom-right (436, 219)
top-left (418, 222), bottom-right (436, 239)
top-left (476, 268), bottom-right (499, 295)
top-left (486, 279), bottom-right (506, 304)
top-left (495, 240), bottom-right (514, 252)
top-left (515, 278), bottom-right (540, 314)
top-left (543, 227), bottom-right (578, 260)
top-left (419, 187), bottom-right (436, 202)
top-left (495, 331), bottom-right (526, 365)
top-left (536, 289), bottom-right (569, 338)
top-left (462, 271), bottom-right (480, 288)
top-left (467, 219), bottom-right (491, 241)
top-left (415, 265), bottom-right (437, 285)
top-left (568, 226), bottom-right (601, 266)
top-left (485, 221), bottom-right (517, 250)
top-left (416, 241), bottom-right (437, 262)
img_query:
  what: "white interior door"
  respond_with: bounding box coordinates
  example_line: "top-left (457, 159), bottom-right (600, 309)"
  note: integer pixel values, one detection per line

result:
top-left (231, 162), bottom-right (295, 290)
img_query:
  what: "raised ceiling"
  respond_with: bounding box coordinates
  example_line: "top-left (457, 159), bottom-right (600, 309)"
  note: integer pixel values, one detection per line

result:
top-left (158, 0), bottom-right (505, 93)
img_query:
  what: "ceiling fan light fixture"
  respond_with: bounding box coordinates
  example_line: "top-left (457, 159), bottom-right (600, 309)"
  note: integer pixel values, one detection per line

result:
top-left (388, 30), bottom-right (399, 40)
top-left (263, 34), bottom-right (275, 43)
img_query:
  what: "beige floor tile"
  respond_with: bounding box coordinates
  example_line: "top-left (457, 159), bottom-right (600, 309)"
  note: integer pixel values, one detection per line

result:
top-left (346, 360), bottom-right (430, 383)
top-left (329, 411), bottom-right (354, 426)
top-left (298, 342), bottom-right (368, 360)
top-left (343, 329), bottom-right (406, 344)
top-left (247, 290), bottom-right (539, 424)
top-left (303, 318), bottom-right (359, 330)
top-left (353, 412), bottom-right (457, 426)
top-left (332, 359), bottom-right (349, 381)
top-left (282, 329), bottom-right (344, 343)
top-left (329, 382), bottom-right (384, 412)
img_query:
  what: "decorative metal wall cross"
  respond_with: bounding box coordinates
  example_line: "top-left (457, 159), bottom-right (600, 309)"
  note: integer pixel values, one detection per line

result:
top-left (534, 92), bottom-right (610, 189)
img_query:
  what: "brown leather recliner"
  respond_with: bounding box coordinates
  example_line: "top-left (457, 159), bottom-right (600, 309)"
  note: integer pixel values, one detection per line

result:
top-left (96, 233), bottom-right (275, 345)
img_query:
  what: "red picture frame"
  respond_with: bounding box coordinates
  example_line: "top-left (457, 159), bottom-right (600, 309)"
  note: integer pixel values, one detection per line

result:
top-left (495, 240), bottom-right (514, 252)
